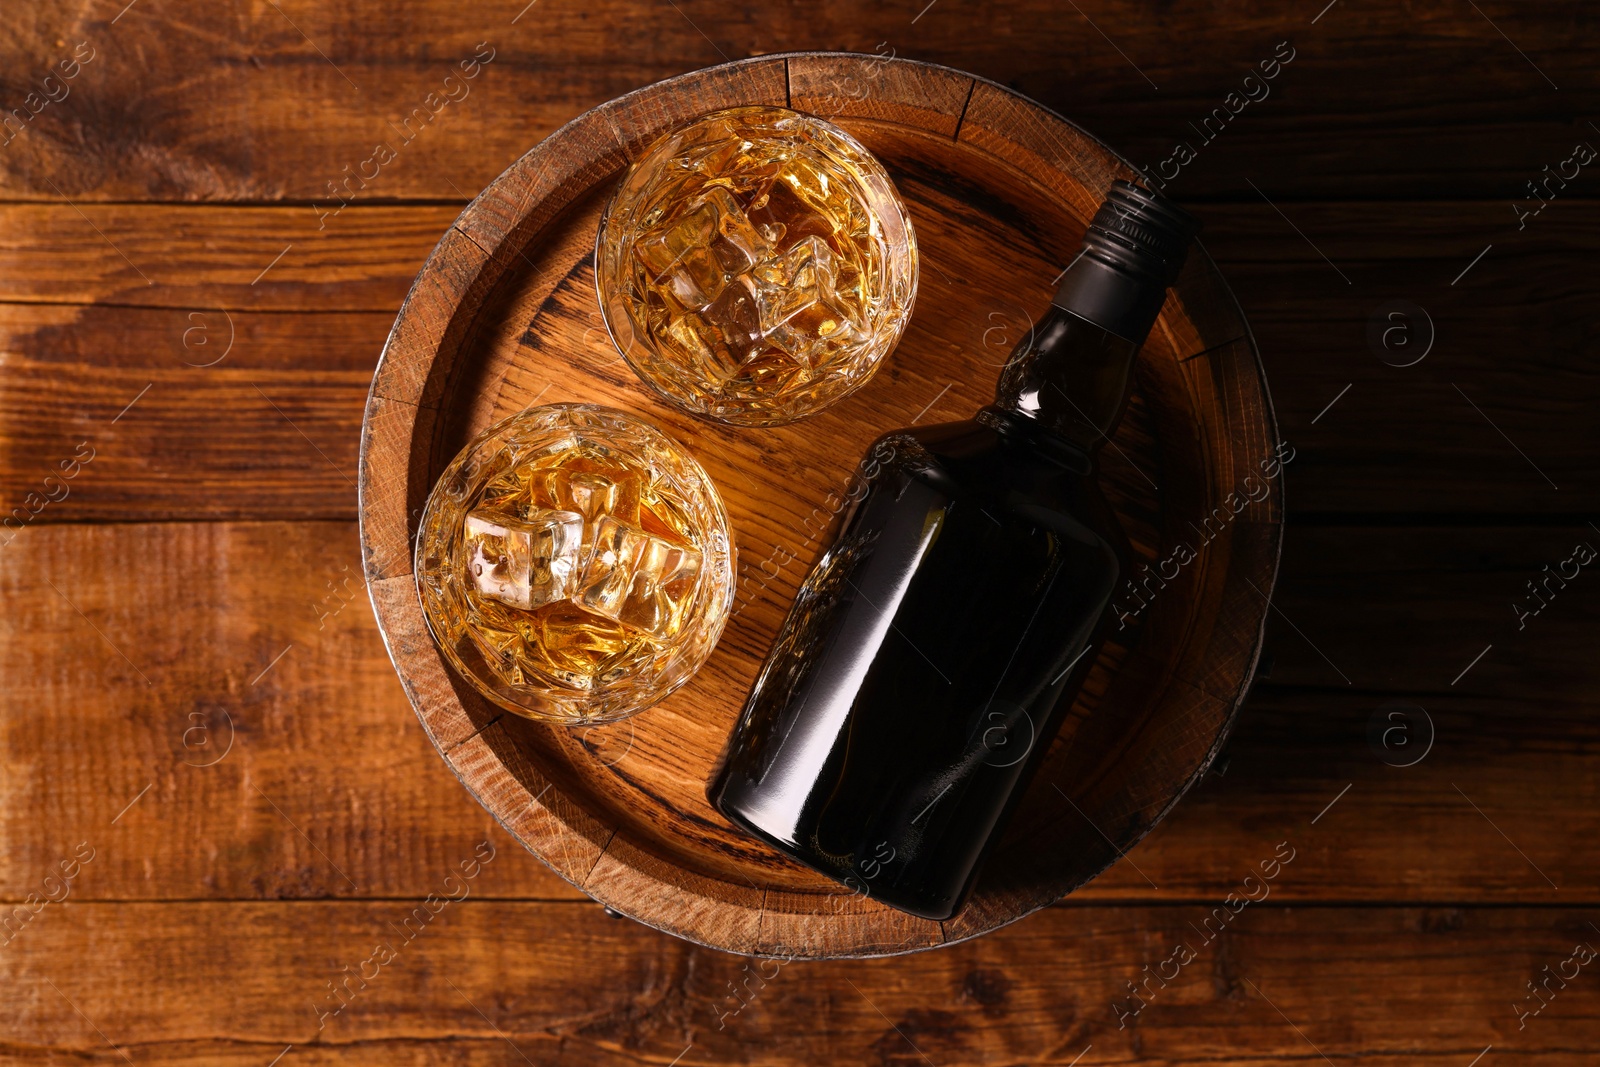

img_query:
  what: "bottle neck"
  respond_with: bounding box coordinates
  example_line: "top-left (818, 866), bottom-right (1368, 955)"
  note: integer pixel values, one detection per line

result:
top-left (991, 304), bottom-right (1142, 454)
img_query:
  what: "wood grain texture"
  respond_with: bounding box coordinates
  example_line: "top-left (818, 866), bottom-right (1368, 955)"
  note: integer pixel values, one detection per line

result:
top-left (4, 199), bottom-right (1596, 522)
top-left (0, 203), bottom-right (452, 309)
top-left (0, 304), bottom-right (383, 522)
top-left (2, 902), bottom-right (1596, 1064)
top-left (1, 0), bottom-right (1595, 1058)
top-left (359, 53), bottom-right (1277, 955)
top-left (1254, 523), bottom-right (1600, 698)
top-left (788, 53), bottom-right (975, 137)
top-left (0, 520), bottom-right (578, 902)
top-left (0, 2), bottom-right (1592, 201)
top-left (2, 522), bottom-right (1597, 907)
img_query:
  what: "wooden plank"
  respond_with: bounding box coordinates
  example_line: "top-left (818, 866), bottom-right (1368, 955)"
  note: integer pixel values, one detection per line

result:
top-left (0, 304), bottom-right (381, 521)
top-left (1255, 522), bottom-right (1600, 697)
top-left (2, 198), bottom-right (1596, 519)
top-left (0, 520), bottom-right (579, 902)
top-left (0, 902), bottom-right (1594, 1063)
top-left (4, 197), bottom-right (1583, 327)
top-left (0, 6), bottom-right (1590, 201)
top-left (1132, 685), bottom-right (1600, 902)
top-left (2, 522), bottom-right (1598, 905)
top-left (0, 204), bottom-right (453, 309)
top-left (1201, 199), bottom-right (1599, 518)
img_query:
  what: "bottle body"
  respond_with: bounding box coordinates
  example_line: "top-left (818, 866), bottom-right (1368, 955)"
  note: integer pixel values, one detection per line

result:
top-left (709, 181), bottom-right (1197, 919)
top-left (710, 399), bottom-right (1126, 919)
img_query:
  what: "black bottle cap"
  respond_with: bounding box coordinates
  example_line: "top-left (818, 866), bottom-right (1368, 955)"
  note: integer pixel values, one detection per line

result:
top-left (1051, 181), bottom-right (1201, 343)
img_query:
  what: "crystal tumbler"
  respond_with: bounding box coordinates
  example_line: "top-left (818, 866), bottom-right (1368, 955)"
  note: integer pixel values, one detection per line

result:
top-left (596, 105), bottom-right (918, 427)
top-left (415, 403), bottom-right (735, 725)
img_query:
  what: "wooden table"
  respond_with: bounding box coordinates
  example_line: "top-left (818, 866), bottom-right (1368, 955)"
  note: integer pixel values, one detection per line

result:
top-left (0, 2), bottom-right (1593, 1063)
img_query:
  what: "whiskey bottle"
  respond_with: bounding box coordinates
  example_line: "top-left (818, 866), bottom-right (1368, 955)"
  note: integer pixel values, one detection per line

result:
top-left (708, 181), bottom-right (1199, 920)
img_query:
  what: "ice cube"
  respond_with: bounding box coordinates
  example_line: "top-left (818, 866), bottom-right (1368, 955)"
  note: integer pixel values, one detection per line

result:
top-left (635, 200), bottom-right (725, 308)
top-left (752, 236), bottom-right (865, 362)
top-left (576, 516), bottom-right (703, 639)
top-left (696, 185), bottom-right (770, 276)
top-left (678, 115), bottom-right (747, 170)
top-left (785, 153), bottom-right (834, 205)
top-left (734, 346), bottom-right (809, 391)
top-left (665, 310), bottom-right (736, 384)
top-left (540, 462), bottom-right (643, 530)
top-left (701, 275), bottom-right (763, 369)
top-left (754, 234), bottom-right (829, 331)
top-left (748, 175), bottom-right (835, 248)
top-left (464, 509), bottom-right (583, 611)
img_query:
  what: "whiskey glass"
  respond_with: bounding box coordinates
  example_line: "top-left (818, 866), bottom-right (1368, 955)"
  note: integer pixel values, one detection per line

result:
top-left (414, 404), bottom-right (735, 725)
top-left (596, 105), bottom-right (918, 427)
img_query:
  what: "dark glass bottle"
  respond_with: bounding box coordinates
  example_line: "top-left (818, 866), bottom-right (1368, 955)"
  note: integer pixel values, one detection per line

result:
top-left (709, 181), bottom-right (1200, 920)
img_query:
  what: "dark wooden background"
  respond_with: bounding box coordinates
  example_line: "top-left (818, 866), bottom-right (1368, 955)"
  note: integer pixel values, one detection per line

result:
top-left (1, 1), bottom-right (1596, 1063)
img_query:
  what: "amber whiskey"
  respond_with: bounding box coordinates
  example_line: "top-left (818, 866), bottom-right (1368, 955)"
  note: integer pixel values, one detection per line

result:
top-left (709, 182), bottom-right (1199, 918)
top-left (597, 106), bottom-right (917, 425)
top-left (416, 405), bottom-right (734, 724)
top-left (459, 442), bottom-right (703, 689)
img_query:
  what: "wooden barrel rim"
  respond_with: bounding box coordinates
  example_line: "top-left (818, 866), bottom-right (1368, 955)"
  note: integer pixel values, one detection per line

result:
top-left (359, 51), bottom-right (1281, 958)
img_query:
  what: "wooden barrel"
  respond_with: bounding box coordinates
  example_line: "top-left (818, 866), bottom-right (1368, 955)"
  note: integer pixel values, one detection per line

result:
top-left (358, 52), bottom-right (1281, 958)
